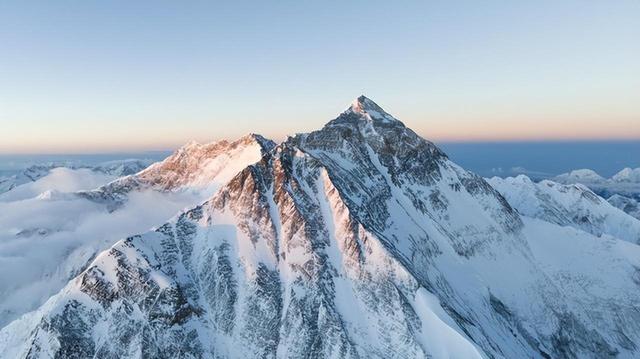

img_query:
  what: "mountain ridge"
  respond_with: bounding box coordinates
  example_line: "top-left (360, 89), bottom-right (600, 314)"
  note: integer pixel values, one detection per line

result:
top-left (77, 133), bottom-right (275, 211)
top-left (0, 134), bottom-right (275, 329)
top-left (2, 97), bottom-right (640, 358)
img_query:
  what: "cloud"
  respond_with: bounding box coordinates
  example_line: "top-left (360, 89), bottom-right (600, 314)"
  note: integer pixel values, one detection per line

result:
top-left (0, 168), bottom-right (116, 202)
top-left (0, 171), bottom-right (206, 328)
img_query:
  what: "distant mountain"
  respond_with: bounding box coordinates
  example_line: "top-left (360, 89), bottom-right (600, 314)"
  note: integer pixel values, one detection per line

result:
top-left (608, 194), bottom-right (640, 220)
top-left (3, 97), bottom-right (640, 358)
top-left (554, 167), bottom-right (640, 219)
top-left (0, 159), bottom-right (151, 196)
top-left (554, 168), bottom-right (607, 184)
top-left (92, 159), bottom-right (156, 177)
top-left (612, 168), bottom-right (640, 183)
top-left (555, 167), bottom-right (640, 187)
top-left (488, 175), bottom-right (640, 243)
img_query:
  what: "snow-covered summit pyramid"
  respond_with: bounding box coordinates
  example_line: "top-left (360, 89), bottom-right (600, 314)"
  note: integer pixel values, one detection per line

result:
top-left (2, 97), bottom-right (640, 359)
top-left (342, 95), bottom-right (404, 124)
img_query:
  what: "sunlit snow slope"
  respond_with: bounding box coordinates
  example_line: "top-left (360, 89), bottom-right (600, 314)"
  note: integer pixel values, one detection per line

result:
top-left (2, 97), bottom-right (639, 359)
top-left (0, 136), bottom-right (273, 328)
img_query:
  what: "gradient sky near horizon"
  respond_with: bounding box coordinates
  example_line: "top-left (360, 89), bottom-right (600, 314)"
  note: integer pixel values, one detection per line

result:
top-left (1, 0), bottom-right (639, 153)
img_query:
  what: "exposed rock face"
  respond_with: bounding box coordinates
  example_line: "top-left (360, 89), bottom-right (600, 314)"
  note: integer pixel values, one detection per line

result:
top-left (2, 97), bottom-right (640, 359)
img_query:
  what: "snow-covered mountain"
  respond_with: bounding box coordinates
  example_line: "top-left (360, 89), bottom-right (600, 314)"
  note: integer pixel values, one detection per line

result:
top-left (78, 134), bottom-right (275, 211)
top-left (92, 159), bottom-right (156, 177)
top-left (554, 168), bottom-right (640, 202)
top-left (488, 175), bottom-right (640, 244)
top-left (554, 168), bottom-right (640, 187)
top-left (612, 168), bottom-right (640, 183)
top-left (608, 194), bottom-right (640, 220)
top-left (0, 165), bottom-right (50, 194)
top-left (0, 135), bottom-right (272, 329)
top-left (553, 169), bottom-right (607, 184)
top-left (3, 96), bottom-right (640, 358)
top-left (0, 159), bottom-right (151, 196)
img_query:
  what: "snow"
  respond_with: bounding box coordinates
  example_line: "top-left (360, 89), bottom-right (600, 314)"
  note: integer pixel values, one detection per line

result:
top-left (0, 135), bottom-right (270, 329)
top-left (348, 95), bottom-right (398, 124)
top-left (608, 194), bottom-right (640, 220)
top-left (181, 140), bottom-right (263, 189)
top-left (613, 167), bottom-right (640, 183)
top-left (0, 168), bottom-right (115, 202)
top-left (412, 288), bottom-right (484, 359)
top-left (488, 175), bottom-right (640, 244)
top-left (553, 167), bottom-right (640, 203)
top-left (0, 188), bottom-right (203, 327)
top-left (2, 97), bottom-right (640, 358)
top-left (554, 168), bottom-right (606, 183)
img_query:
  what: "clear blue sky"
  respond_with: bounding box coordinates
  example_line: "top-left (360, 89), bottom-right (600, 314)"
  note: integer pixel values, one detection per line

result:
top-left (1, 0), bottom-right (638, 153)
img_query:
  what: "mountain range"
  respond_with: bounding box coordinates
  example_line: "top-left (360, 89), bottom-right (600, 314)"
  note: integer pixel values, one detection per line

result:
top-left (0, 160), bottom-right (151, 196)
top-left (1, 96), bottom-right (640, 358)
top-left (0, 136), bottom-right (271, 329)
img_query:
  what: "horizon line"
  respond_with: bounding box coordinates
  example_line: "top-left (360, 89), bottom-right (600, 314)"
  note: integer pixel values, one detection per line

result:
top-left (1, 137), bottom-right (639, 156)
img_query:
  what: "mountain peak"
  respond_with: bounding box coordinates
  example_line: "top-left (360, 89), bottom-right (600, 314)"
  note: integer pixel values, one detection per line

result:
top-left (554, 168), bottom-right (606, 184)
top-left (237, 133), bottom-right (277, 153)
top-left (349, 95), bottom-right (377, 112)
top-left (345, 95), bottom-right (400, 124)
top-left (303, 96), bottom-right (442, 161)
top-left (612, 167), bottom-right (640, 183)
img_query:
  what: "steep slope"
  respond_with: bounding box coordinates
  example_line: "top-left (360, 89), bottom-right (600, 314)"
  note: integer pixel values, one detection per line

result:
top-left (0, 135), bottom-right (274, 329)
top-left (136, 133), bottom-right (275, 190)
top-left (488, 175), bottom-right (640, 244)
top-left (608, 194), bottom-right (640, 220)
top-left (3, 97), bottom-right (640, 358)
top-left (78, 134), bottom-right (275, 211)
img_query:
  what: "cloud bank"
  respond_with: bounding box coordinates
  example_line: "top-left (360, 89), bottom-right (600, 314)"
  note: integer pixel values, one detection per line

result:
top-left (0, 170), bottom-right (206, 327)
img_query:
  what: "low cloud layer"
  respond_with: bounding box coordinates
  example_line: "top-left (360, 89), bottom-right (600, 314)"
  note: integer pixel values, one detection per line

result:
top-left (0, 170), bottom-right (207, 327)
top-left (0, 168), bottom-right (115, 202)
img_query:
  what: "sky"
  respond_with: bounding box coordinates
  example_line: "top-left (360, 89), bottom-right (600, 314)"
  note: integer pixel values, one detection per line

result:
top-left (0, 0), bottom-right (638, 153)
